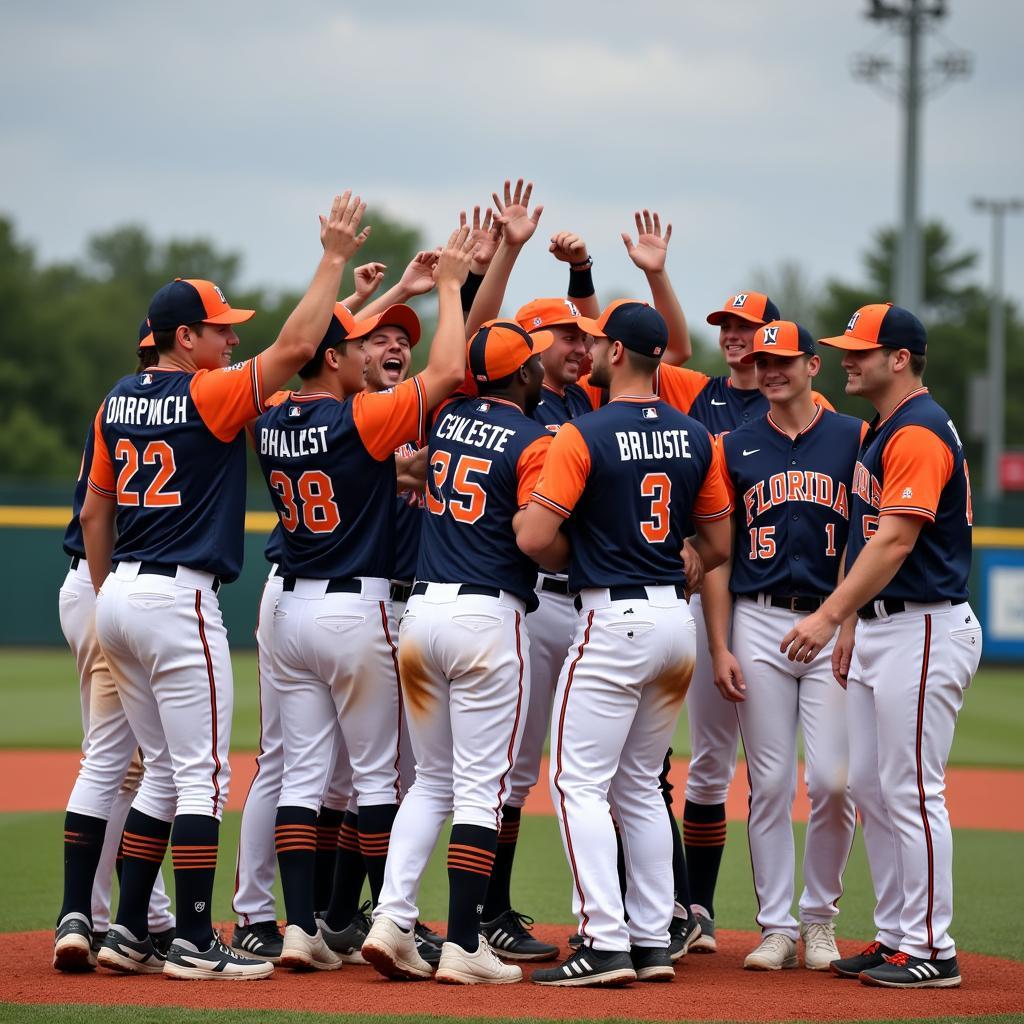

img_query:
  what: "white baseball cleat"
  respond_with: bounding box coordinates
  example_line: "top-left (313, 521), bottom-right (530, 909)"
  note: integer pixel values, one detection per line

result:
top-left (279, 924), bottom-right (343, 971)
top-left (743, 932), bottom-right (798, 971)
top-left (800, 921), bottom-right (840, 971)
top-left (435, 938), bottom-right (523, 985)
top-left (361, 916), bottom-right (434, 980)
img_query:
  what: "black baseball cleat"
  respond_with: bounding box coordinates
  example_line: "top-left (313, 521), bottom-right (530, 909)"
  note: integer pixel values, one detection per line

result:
top-left (532, 946), bottom-right (637, 987)
top-left (96, 924), bottom-right (167, 974)
top-left (150, 926), bottom-right (176, 957)
top-left (668, 913), bottom-right (702, 961)
top-left (481, 909), bottom-right (559, 962)
top-left (859, 951), bottom-right (961, 989)
top-left (630, 945), bottom-right (675, 982)
top-left (829, 940), bottom-right (898, 979)
top-left (53, 912), bottom-right (95, 973)
top-left (567, 932), bottom-right (584, 950)
top-left (318, 902), bottom-right (372, 964)
top-left (231, 920), bottom-right (283, 963)
top-left (414, 921), bottom-right (444, 967)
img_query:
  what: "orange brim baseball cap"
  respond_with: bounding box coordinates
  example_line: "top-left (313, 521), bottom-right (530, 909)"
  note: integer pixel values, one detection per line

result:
top-left (147, 278), bottom-right (255, 330)
top-left (138, 317), bottom-right (155, 349)
top-left (468, 320), bottom-right (555, 382)
top-left (740, 320), bottom-right (815, 363)
top-left (359, 303), bottom-right (422, 347)
top-left (515, 297), bottom-right (586, 332)
top-left (819, 302), bottom-right (927, 354)
top-left (319, 302), bottom-right (379, 349)
top-left (577, 300), bottom-right (668, 357)
top-left (706, 292), bottom-right (780, 326)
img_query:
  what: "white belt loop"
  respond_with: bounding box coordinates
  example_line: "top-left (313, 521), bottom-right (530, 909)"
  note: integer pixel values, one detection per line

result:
top-left (173, 566), bottom-right (219, 591)
top-left (114, 561), bottom-right (141, 581)
top-left (577, 588), bottom-right (613, 611)
top-left (418, 583), bottom-right (463, 604)
top-left (645, 585), bottom-right (678, 608)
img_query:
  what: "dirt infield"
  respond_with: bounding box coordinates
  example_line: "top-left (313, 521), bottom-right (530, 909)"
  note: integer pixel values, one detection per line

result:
top-left (4, 925), bottom-right (1023, 1021)
top-left (3, 749), bottom-right (1021, 830)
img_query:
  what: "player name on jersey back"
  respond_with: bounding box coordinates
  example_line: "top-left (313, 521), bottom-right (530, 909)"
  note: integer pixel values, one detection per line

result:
top-left (103, 394), bottom-right (188, 426)
top-left (259, 425), bottom-right (330, 458)
top-left (433, 411), bottom-right (516, 452)
top-left (615, 428), bottom-right (693, 462)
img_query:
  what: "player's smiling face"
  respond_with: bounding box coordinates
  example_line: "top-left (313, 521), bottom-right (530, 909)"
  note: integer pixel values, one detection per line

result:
top-left (586, 337), bottom-right (613, 388)
top-left (754, 353), bottom-right (817, 403)
top-left (840, 347), bottom-right (890, 398)
top-left (539, 324), bottom-right (588, 388)
top-left (190, 322), bottom-right (240, 369)
top-left (717, 314), bottom-right (759, 369)
top-left (363, 326), bottom-right (411, 392)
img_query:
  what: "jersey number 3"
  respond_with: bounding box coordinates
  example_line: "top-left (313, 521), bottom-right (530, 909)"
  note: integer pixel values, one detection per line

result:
top-left (640, 472), bottom-right (672, 543)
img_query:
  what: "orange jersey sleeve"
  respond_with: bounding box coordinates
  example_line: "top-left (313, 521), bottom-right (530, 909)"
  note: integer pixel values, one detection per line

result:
top-left (574, 375), bottom-right (603, 411)
top-left (693, 440), bottom-right (734, 521)
top-left (879, 424), bottom-right (954, 521)
top-left (352, 375), bottom-right (427, 461)
top-left (515, 434), bottom-right (553, 507)
top-left (811, 389), bottom-right (835, 412)
top-left (190, 355), bottom-right (267, 443)
top-left (87, 403), bottom-right (116, 498)
top-left (530, 422), bottom-right (592, 518)
top-left (655, 365), bottom-right (709, 413)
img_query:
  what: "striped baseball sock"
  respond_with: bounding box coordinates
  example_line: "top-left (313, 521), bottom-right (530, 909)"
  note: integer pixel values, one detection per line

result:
top-left (314, 807), bottom-right (345, 913)
top-left (275, 806), bottom-right (318, 935)
top-left (447, 824), bottom-right (497, 952)
top-left (59, 811), bottom-right (107, 923)
top-left (683, 800), bottom-right (728, 918)
top-left (481, 805), bottom-right (521, 920)
top-left (171, 814), bottom-right (220, 946)
top-left (115, 809), bottom-right (171, 939)
top-left (358, 803), bottom-right (398, 907)
top-left (324, 810), bottom-right (366, 930)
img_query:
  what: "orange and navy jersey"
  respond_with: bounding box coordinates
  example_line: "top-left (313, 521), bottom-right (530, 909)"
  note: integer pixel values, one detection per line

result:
top-left (847, 388), bottom-right (973, 603)
top-left (531, 397), bottom-right (732, 592)
top-left (417, 395), bottom-right (552, 609)
top-left (531, 382), bottom-right (595, 433)
top-left (88, 359), bottom-right (268, 582)
top-left (721, 408), bottom-right (865, 598)
top-left (255, 376), bottom-right (426, 580)
top-left (63, 422), bottom-right (97, 560)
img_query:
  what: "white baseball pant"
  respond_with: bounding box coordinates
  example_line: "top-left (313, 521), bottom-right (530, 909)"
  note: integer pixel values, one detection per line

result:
top-left (551, 586), bottom-right (696, 952)
top-left (846, 600), bottom-right (982, 960)
top-left (373, 585), bottom-right (529, 929)
top-left (731, 596), bottom-right (855, 939)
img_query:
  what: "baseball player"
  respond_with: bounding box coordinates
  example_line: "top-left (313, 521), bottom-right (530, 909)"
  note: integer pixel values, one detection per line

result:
top-left (71, 191), bottom-right (369, 982)
top-left (783, 303), bottom-right (981, 989)
top-left (255, 226), bottom-right (475, 971)
top-left (52, 321), bottom-right (175, 973)
top-left (518, 300), bottom-right (732, 987)
top-left (363, 319), bottom-right (554, 986)
top-left (702, 321), bottom-right (860, 971)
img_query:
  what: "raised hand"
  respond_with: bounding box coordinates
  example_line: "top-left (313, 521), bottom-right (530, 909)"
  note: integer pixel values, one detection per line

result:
top-left (549, 231), bottom-right (589, 266)
top-left (398, 251), bottom-right (440, 296)
top-left (464, 206), bottom-right (501, 270)
top-left (492, 178), bottom-right (543, 248)
top-left (353, 262), bottom-right (386, 300)
top-left (434, 219), bottom-right (478, 289)
top-left (621, 209), bottom-right (672, 274)
top-left (319, 191), bottom-right (371, 261)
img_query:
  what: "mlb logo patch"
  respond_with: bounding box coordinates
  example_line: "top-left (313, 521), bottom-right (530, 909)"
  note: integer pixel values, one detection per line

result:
top-left (642, 407), bottom-right (659, 420)
top-left (477, 401), bottom-right (491, 412)
top-left (289, 406), bottom-right (301, 417)
top-left (140, 373), bottom-right (153, 385)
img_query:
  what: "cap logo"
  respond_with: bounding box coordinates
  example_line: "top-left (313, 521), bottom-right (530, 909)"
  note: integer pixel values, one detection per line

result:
top-left (563, 300), bottom-right (580, 317)
top-left (847, 311), bottom-right (861, 332)
top-left (732, 294), bottom-right (748, 308)
top-left (213, 284), bottom-right (227, 304)
top-left (533, 316), bottom-right (543, 327)
top-left (762, 326), bottom-right (779, 346)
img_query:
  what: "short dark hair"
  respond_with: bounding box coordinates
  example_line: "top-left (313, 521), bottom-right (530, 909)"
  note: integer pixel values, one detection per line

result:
top-left (135, 347), bottom-right (159, 372)
top-left (624, 347), bottom-right (661, 378)
top-left (152, 321), bottom-right (205, 353)
top-left (298, 339), bottom-right (351, 380)
top-left (909, 352), bottom-right (927, 377)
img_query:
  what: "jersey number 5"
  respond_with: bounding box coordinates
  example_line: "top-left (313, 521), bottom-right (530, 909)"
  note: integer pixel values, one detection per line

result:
top-left (425, 452), bottom-right (491, 524)
top-left (269, 470), bottom-right (341, 533)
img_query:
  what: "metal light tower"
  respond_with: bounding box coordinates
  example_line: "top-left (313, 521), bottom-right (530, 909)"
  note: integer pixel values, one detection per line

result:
top-left (852, 1), bottom-right (971, 312)
top-left (972, 197), bottom-right (1024, 501)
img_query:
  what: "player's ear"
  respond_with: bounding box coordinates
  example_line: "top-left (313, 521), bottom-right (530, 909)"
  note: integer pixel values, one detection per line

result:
top-left (176, 324), bottom-right (193, 351)
top-left (807, 354), bottom-right (821, 378)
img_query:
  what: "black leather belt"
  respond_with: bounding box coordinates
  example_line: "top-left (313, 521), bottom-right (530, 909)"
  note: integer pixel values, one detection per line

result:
top-left (70, 555), bottom-right (82, 570)
top-left (411, 582), bottom-right (502, 599)
top-left (282, 576), bottom-right (360, 594)
top-left (540, 577), bottom-right (571, 596)
top-left (390, 581), bottom-right (413, 603)
top-left (575, 582), bottom-right (686, 611)
top-left (858, 598), bottom-right (965, 620)
top-left (747, 593), bottom-right (824, 613)
top-left (137, 561), bottom-right (221, 593)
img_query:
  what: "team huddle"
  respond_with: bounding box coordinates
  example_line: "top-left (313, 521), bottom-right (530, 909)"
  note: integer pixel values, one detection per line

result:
top-left (51, 181), bottom-right (981, 990)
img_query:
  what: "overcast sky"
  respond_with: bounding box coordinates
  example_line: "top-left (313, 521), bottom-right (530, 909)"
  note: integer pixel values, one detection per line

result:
top-left (3, 1), bottom-right (1021, 341)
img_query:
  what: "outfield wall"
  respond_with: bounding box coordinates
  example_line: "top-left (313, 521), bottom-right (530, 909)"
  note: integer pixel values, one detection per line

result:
top-left (1, 507), bottom-right (1022, 660)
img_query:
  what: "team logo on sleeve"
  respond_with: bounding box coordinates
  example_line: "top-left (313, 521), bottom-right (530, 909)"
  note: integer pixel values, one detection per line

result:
top-left (732, 294), bottom-right (748, 308)
top-left (902, 487), bottom-right (913, 499)
top-left (642, 407), bottom-right (659, 420)
top-left (762, 326), bottom-right (779, 346)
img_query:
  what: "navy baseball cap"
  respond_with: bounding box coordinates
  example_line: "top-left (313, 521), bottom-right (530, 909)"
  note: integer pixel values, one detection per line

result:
top-left (468, 320), bottom-right (555, 383)
top-left (741, 320), bottom-right (815, 363)
top-left (707, 291), bottom-right (781, 327)
top-left (577, 300), bottom-right (669, 358)
top-left (819, 303), bottom-right (927, 355)
top-left (148, 278), bottom-right (255, 332)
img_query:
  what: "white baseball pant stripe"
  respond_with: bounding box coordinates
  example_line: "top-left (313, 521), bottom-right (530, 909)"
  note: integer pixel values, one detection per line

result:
top-left (551, 588), bottom-right (696, 952)
top-left (374, 586), bottom-right (528, 930)
top-left (731, 596), bottom-right (855, 939)
top-left (391, 595), bottom-right (417, 798)
top-left (271, 578), bottom-right (402, 812)
top-left (95, 562), bottom-right (232, 821)
top-left (846, 601), bottom-right (981, 960)
top-left (684, 594), bottom-right (739, 805)
top-left (60, 561), bottom-right (174, 932)
top-left (233, 567), bottom-right (284, 926)
top-left (508, 579), bottom-right (577, 808)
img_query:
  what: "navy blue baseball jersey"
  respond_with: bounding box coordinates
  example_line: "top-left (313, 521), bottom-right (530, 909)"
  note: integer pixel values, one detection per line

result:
top-left (532, 382), bottom-right (595, 433)
top-left (722, 407), bottom-right (865, 598)
top-left (88, 360), bottom-right (267, 582)
top-left (532, 397), bottom-right (732, 592)
top-left (63, 422), bottom-right (96, 560)
top-left (255, 377), bottom-right (426, 580)
top-left (847, 388), bottom-right (973, 603)
top-left (416, 395), bottom-right (551, 609)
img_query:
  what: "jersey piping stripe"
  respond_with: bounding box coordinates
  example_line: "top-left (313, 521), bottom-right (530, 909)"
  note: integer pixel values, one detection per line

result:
top-left (250, 356), bottom-right (265, 415)
top-left (914, 613), bottom-right (937, 958)
top-left (530, 492), bottom-right (572, 519)
top-left (413, 376), bottom-right (426, 451)
top-left (379, 601), bottom-right (403, 803)
top-left (875, 387), bottom-right (930, 430)
top-left (492, 611), bottom-right (526, 826)
top-left (880, 504), bottom-right (938, 521)
top-left (552, 610), bottom-right (595, 942)
top-left (87, 479), bottom-right (115, 498)
top-left (766, 403), bottom-right (824, 440)
top-left (734, 710), bottom-right (765, 922)
top-left (195, 590), bottom-right (223, 816)
top-left (692, 502), bottom-right (733, 522)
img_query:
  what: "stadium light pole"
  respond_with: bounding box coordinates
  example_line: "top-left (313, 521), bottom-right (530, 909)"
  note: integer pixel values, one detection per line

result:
top-left (972, 197), bottom-right (1024, 501)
